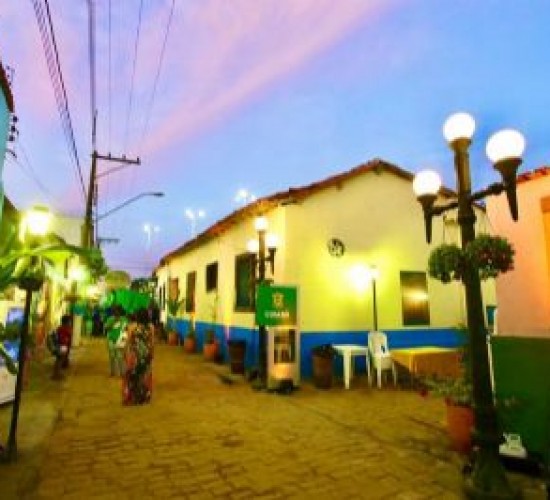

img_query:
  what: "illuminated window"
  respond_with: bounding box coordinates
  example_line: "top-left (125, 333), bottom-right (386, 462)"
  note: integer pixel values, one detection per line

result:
top-left (400, 271), bottom-right (430, 326)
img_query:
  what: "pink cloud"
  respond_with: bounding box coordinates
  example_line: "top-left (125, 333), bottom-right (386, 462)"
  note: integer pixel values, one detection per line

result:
top-left (137, 0), bottom-right (397, 156)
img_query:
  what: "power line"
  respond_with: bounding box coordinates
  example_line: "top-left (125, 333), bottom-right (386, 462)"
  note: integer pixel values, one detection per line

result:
top-left (31, 0), bottom-right (87, 203)
top-left (87, 0), bottom-right (97, 150)
top-left (108, 0), bottom-right (112, 150)
top-left (123, 0), bottom-right (145, 151)
top-left (138, 0), bottom-right (176, 150)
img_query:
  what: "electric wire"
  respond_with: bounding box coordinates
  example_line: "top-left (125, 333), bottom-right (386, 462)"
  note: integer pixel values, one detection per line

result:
top-left (43, 0), bottom-right (87, 200)
top-left (31, 0), bottom-right (87, 203)
top-left (108, 0), bottom-right (112, 151)
top-left (123, 0), bottom-right (145, 151)
top-left (138, 0), bottom-right (176, 151)
top-left (88, 0), bottom-right (97, 150)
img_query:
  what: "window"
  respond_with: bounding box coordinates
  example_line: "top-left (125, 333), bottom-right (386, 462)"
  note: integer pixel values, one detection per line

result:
top-left (185, 272), bottom-right (196, 313)
top-left (400, 271), bottom-right (430, 326)
top-left (235, 253), bottom-right (255, 311)
top-left (205, 262), bottom-right (218, 292)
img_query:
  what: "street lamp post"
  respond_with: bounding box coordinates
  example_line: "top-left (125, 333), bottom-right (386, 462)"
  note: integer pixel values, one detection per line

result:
top-left (185, 209), bottom-right (205, 238)
top-left (413, 112), bottom-right (525, 498)
top-left (5, 206), bottom-right (52, 461)
top-left (247, 216), bottom-right (278, 388)
top-left (97, 192), bottom-right (164, 222)
top-left (368, 266), bottom-right (380, 331)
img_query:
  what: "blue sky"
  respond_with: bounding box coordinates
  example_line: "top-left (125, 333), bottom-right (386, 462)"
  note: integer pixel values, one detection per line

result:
top-left (1, 0), bottom-right (549, 277)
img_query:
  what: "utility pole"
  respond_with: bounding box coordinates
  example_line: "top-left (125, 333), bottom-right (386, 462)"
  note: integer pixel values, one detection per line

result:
top-left (82, 151), bottom-right (140, 247)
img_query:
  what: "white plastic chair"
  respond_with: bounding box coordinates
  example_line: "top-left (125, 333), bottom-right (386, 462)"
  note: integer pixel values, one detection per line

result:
top-left (368, 331), bottom-right (397, 388)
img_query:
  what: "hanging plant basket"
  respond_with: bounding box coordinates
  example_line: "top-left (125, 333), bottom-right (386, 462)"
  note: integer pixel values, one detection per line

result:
top-left (428, 243), bottom-right (464, 283)
top-left (464, 234), bottom-right (515, 280)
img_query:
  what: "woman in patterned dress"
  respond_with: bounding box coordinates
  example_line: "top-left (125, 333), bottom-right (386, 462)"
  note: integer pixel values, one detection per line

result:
top-left (122, 308), bottom-right (154, 405)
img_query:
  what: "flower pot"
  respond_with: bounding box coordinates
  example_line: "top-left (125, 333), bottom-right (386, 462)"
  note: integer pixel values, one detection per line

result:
top-left (203, 341), bottom-right (220, 362)
top-left (312, 353), bottom-right (333, 389)
top-left (446, 401), bottom-right (474, 454)
top-left (183, 337), bottom-right (196, 353)
top-left (167, 331), bottom-right (179, 346)
top-left (228, 339), bottom-right (246, 374)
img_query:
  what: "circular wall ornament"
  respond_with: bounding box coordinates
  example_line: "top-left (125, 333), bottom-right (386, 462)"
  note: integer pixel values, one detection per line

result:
top-left (327, 238), bottom-right (345, 257)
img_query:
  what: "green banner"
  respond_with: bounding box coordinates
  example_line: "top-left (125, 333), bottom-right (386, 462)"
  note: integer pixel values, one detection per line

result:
top-left (256, 284), bottom-right (297, 326)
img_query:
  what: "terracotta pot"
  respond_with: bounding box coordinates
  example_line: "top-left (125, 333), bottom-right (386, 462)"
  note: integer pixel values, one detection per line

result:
top-left (227, 339), bottom-right (246, 374)
top-left (312, 354), bottom-right (333, 389)
top-left (167, 331), bottom-right (179, 346)
top-left (183, 337), bottom-right (196, 354)
top-left (446, 401), bottom-right (474, 454)
top-left (203, 341), bottom-right (219, 362)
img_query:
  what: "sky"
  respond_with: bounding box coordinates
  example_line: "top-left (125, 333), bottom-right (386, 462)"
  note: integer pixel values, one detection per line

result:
top-left (1, 0), bottom-right (549, 278)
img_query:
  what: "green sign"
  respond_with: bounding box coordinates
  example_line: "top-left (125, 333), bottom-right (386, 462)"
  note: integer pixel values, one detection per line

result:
top-left (256, 284), bottom-right (297, 326)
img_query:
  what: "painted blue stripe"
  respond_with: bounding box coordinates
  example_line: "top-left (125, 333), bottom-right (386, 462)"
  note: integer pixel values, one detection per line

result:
top-left (171, 322), bottom-right (464, 379)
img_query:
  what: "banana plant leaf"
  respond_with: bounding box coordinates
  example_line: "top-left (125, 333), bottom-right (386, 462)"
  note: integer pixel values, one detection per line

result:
top-left (0, 343), bottom-right (18, 375)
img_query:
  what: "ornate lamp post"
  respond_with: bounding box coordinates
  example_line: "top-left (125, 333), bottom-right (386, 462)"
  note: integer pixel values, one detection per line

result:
top-left (413, 112), bottom-right (525, 498)
top-left (247, 216), bottom-right (278, 388)
top-left (5, 205), bottom-right (52, 461)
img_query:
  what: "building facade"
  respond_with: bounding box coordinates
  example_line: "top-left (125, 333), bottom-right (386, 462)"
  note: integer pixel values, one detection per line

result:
top-left (155, 159), bottom-right (495, 376)
top-left (487, 167), bottom-right (550, 337)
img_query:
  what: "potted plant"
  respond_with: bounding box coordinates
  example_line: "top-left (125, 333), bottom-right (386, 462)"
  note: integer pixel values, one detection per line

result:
top-left (183, 324), bottom-right (196, 354)
top-left (464, 234), bottom-right (515, 280)
top-left (311, 343), bottom-right (336, 389)
top-left (421, 332), bottom-right (474, 454)
top-left (203, 329), bottom-right (220, 362)
top-left (428, 243), bottom-right (464, 283)
top-left (166, 294), bottom-right (184, 346)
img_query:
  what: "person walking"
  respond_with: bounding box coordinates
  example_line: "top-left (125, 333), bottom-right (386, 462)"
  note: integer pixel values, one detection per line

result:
top-left (104, 306), bottom-right (127, 377)
top-left (52, 314), bottom-right (72, 380)
top-left (122, 308), bottom-right (154, 405)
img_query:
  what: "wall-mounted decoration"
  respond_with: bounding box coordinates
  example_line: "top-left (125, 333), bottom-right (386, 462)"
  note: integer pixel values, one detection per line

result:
top-left (327, 238), bottom-right (345, 257)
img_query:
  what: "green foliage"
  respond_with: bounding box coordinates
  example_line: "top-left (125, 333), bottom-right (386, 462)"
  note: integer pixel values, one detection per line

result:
top-left (167, 294), bottom-right (184, 318)
top-left (421, 327), bottom-right (472, 407)
top-left (465, 234), bottom-right (515, 280)
top-left (428, 243), bottom-right (463, 283)
top-left (0, 232), bottom-right (103, 292)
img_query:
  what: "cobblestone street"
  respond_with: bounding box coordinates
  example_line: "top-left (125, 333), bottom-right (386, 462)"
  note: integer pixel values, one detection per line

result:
top-left (0, 339), bottom-right (546, 499)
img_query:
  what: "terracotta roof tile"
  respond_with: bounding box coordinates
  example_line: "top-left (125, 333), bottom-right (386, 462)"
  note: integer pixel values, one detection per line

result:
top-left (157, 158), bottom-right (456, 268)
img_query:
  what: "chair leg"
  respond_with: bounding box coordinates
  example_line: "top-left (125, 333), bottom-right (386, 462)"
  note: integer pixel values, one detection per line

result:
top-left (391, 363), bottom-right (397, 386)
top-left (377, 367), bottom-right (382, 388)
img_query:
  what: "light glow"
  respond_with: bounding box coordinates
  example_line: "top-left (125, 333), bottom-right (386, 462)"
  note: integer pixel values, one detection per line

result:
top-left (443, 112), bottom-right (476, 143)
top-left (486, 129), bottom-right (526, 163)
top-left (254, 216), bottom-right (268, 232)
top-left (266, 233), bottom-right (279, 249)
top-left (20, 205), bottom-right (52, 241)
top-left (247, 238), bottom-right (259, 254)
top-left (413, 170), bottom-right (442, 197)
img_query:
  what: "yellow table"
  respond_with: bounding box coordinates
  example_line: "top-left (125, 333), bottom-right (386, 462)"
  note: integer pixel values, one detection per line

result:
top-left (391, 346), bottom-right (462, 379)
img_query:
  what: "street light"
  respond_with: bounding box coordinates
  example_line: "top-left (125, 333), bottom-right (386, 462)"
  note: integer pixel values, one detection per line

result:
top-left (5, 205), bottom-right (52, 461)
top-left (97, 192), bottom-right (164, 222)
top-left (184, 208), bottom-right (205, 238)
top-left (368, 266), bottom-right (380, 331)
top-left (247, 216), bottom-right (279, 387)
top-left (413, 112), bottom-right (525, 498)
top-left (143, 223), bottom-right (160, 249)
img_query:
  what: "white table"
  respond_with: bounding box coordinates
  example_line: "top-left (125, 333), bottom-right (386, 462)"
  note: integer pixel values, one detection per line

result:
top-left (332, 344), bottom-right (371, 389)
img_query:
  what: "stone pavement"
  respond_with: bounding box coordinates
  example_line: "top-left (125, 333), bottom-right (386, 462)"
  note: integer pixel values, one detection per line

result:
top-left (0, 338), bottom-right (546, 499)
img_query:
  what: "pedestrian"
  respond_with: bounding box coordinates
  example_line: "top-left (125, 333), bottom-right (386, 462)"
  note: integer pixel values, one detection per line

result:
top-left (104, 306), bottom-right (127, 377)
top-left (52, 314), bottom-right (72, 379)
top-left (91, 306), bottom-right (103, 337)
top-left (122, 307), bottom-right (154, 405)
